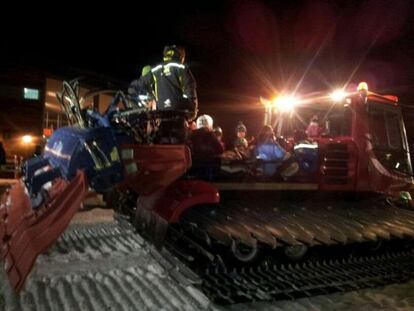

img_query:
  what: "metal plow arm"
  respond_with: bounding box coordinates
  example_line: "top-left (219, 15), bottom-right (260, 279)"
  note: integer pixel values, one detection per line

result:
top-left (0, 171), bottom-right (88, 291)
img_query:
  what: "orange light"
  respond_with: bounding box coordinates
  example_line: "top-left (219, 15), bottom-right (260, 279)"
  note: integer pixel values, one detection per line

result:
top-left (43, 128), bottom-right (53, 137)
top-left (21, 135), bottom-right (33, 144)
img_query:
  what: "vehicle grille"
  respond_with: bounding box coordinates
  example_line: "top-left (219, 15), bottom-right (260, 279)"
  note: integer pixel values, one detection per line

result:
top-left (322, 143), bottom-right (349, 184)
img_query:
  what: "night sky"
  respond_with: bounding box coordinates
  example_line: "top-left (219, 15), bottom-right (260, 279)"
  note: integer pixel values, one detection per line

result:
top-left (3, 0), bottom-right (414, 136)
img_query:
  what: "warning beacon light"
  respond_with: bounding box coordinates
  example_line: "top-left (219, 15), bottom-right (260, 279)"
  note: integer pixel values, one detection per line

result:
top-left (357, 82), bottom-right (368, 92)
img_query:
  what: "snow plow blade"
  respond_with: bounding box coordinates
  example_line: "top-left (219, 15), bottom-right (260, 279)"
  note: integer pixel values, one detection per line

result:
top-left (0, 171), bottom-right (87, 292)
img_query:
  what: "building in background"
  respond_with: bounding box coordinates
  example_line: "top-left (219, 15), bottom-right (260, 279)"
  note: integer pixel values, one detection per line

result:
top-left (0, 65), bottom-right (126, 160)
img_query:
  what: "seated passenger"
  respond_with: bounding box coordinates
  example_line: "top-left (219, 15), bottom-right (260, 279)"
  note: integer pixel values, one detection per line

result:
top-left (306, 114), bottom-right (323, 138)
top-left (187, 114), bottom-right (224, 180)
top-left (234, 121), bottom-right (251, 159)
top-left (255, 125), bottom-right (287, 176)
top-left (293, 129), bottom-right (318, 175)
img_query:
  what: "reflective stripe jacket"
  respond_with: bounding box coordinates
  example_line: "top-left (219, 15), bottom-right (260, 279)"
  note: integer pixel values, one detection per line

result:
top-left (128, 61), bottom-right (197, 111)
top-left (293, 139), bottom-right (319, 173)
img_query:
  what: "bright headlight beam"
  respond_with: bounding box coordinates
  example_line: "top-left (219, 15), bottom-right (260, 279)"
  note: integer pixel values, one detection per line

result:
top-left (273, 96), bottom-right (297, 112)
top-left (330, 89), bottom-right (348, 102)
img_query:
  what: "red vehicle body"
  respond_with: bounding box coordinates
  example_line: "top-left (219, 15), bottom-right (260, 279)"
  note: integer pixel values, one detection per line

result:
top-left (138, 87), bottom-right (413, 228)
top-left (1, 83), bottom-right (413, 291)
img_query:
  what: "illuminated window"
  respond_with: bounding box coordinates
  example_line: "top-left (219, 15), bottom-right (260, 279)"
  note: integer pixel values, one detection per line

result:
top-left (23, 88), bottom-right (40, 100)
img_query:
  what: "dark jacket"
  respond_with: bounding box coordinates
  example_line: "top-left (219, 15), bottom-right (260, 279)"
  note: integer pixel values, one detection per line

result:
top-left (128, 61), bottom-right (197, 112)
top-left (188, 128), bottom-right (224, 163)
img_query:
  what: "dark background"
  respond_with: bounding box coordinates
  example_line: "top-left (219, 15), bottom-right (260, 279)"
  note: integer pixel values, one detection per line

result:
top-left (2, 0), bottom-right (414, 140)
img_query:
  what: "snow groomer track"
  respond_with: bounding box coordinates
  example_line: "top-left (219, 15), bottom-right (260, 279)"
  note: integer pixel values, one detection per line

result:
top-left (0, 222), bottom-right (209, 311)
top-left (2, 220), bottom-right (414, 310)
top-left (173, 196), bottom-right (414, 304)
top-left (201, 249), bottom-right (414, 304)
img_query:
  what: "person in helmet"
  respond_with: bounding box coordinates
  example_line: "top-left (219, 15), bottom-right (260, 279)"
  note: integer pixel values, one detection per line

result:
top-left (188, 114), bottom-right (224, 180)
top-left (196, 114), bottom-right (214, 130)
top-left (129, 46), bottom-right (197, 112)
top-left (128, 65), bottom-right (153, 106)
top-left (233, 121), bottom-right (251, 159)
top-left (234, 121), bottom-right (248, 147)
top-left (128, 45), bottom-right (198, 143)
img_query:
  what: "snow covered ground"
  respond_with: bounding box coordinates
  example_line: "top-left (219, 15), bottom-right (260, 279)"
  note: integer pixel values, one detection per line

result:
top-left (1, 209), bottom-right (414, 311)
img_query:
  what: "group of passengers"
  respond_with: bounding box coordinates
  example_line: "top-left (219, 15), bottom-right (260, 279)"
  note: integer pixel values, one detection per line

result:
top-left (186, 114), bottom-right (320, 181)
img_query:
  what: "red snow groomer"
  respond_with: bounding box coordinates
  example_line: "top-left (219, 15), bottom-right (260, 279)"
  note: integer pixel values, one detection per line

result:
top-left (129, 82), bottom-right (414, 268)
top-left (1, 80), bottom-right (414, 297)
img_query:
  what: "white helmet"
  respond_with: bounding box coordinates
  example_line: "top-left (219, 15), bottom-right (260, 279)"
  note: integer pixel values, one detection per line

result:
top-left (196, 114), bottom-right (213, 130)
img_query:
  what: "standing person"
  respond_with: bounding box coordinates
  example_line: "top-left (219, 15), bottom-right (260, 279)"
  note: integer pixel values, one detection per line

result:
top-left (128, 45), bottom-right (198, 143)
top-left (139, 65), bottom-right (156, 110)
top-left (128, 65), bottom-right (152, 105)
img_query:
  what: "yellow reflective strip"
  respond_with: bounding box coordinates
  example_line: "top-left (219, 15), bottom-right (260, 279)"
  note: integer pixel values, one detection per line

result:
top-left (153, 74), bottom-right (158, 100)
top-left (179, 74), bottom-right (184, 92)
